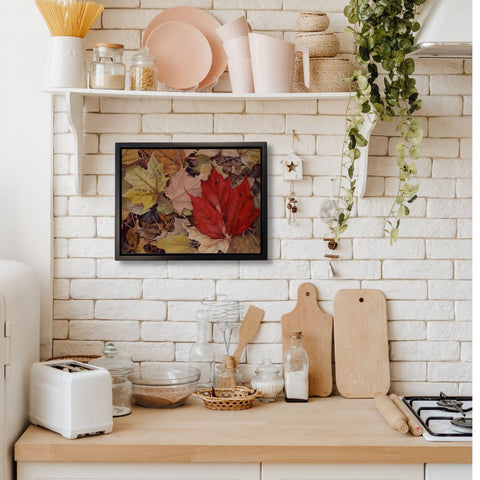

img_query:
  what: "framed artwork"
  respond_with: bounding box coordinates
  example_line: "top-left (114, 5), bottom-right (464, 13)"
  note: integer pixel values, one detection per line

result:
top-left (115, 142), bottom-right (267, 260)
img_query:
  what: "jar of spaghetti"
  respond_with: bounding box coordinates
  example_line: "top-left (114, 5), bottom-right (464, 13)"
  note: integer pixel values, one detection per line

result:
top-left (89, 43), bottom-right (126, 90)
top-left (130, 47), bottom-right (158, 91)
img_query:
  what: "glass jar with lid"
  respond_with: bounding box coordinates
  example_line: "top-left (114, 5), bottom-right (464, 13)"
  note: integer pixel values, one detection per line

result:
top-left (89, 342), bottom-right (134, 416)
top-left (250, 358), bottom-right (284, 402)
top-left (130, 46), bottom-right (158, 91)
top-left (89, 43), bottom-right (126, 90)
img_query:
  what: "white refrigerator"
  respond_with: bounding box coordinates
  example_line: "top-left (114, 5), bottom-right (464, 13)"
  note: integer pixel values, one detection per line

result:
top-left (0, 259), bottom-right (40, 480)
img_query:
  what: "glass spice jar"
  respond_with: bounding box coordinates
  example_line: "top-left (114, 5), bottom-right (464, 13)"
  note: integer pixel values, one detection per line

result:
top-left (130, 46), bottom-right (158, 91)
top-left (284, 331), bottom-right (309, 402)
top-left (89, 43), bottom-right (126, 90)
top-left (250, 358), bottom-right (284, 402)
top-left (89, 342), bottom-right (134, 416)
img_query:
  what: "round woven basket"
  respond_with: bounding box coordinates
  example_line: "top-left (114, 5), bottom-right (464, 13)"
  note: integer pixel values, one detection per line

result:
top-left (193, 386), bottom-right (259, 411)
top-left (43, 355), bottom-right (100, 363)
top-left (297, 12), bottom-right (330, 32)
top-left (294, 57), bottom-right (355, 93)
top-left (296, 32), bottom-right (339, 57)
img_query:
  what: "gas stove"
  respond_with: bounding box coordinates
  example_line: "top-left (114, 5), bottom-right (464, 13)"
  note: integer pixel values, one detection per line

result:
top-left (402, 392), bottom-right (472, 442)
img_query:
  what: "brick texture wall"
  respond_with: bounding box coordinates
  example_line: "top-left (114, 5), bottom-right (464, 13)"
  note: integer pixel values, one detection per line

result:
top-left (51, 0), bottom-right (472, 395)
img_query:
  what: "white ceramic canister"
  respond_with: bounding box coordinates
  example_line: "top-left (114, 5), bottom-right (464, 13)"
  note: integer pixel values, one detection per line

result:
top-left (46, 36), bottom-right (86, 88)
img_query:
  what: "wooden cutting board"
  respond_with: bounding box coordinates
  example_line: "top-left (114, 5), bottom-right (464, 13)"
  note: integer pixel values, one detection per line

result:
top-left (281, 283), bottom-right (332, 397)
top-left (333, 289), bottom-right (390, 398)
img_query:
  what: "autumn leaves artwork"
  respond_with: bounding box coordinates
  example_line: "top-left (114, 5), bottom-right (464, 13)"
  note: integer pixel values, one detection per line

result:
top-left (116, 143), bottom-right (267, 260)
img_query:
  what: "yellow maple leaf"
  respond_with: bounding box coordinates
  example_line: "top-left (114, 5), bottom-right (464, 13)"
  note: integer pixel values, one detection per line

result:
top-left (154, 234), bottom-right (196, 254)
top-left (123, 156), bottom-right (167, 213)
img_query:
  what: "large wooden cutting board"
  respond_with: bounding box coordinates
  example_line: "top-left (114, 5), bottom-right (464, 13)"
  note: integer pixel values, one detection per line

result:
top-left (281, 283), bottom-right (332, 397)
top-left (333, 289), bottom-right (390, 398)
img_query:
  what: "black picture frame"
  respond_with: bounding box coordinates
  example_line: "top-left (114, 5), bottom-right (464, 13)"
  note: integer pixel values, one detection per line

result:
top-left (115, 142), bottom-right (268, 261)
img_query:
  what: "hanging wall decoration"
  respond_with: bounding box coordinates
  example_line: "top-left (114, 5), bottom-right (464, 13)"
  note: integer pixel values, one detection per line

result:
top-left (116, 142), bottom-right (267, 260)
top-left (283, 130), bottom-right (303, 224)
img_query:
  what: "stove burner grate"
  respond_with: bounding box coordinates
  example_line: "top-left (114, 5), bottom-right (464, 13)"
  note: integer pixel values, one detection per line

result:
top-left (451, 417), bottom-right (472, 429)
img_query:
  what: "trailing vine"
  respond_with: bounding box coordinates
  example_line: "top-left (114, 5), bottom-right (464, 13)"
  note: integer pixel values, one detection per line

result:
top-left (330, 0), bottom-right (425, 243)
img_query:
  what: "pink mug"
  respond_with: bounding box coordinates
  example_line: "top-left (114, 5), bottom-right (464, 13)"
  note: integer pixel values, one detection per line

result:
top-left (216, 16), bottom-right (252, 44)
top-left (248, 33), bottom-right (310, 93)
top-left (223, 36), bottom-right (251, 59)
top-left (228, 58), bottom-right (254, 93)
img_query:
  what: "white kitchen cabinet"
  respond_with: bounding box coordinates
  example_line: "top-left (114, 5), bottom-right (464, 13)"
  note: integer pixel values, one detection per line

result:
top-left (262, 463), bottom-right (424, 480)
top-left (425, 463), bottom-right (472, 480)
top-left (18, 462), bottom-right (260, 480)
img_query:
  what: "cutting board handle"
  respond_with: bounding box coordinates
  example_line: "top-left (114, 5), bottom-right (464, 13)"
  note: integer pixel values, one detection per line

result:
top-left (297, 282), bottom-right (319, 304)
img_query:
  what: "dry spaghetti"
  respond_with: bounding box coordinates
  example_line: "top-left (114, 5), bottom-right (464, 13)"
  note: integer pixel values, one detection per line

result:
top-left (35, 0), bottom-right (104, 37)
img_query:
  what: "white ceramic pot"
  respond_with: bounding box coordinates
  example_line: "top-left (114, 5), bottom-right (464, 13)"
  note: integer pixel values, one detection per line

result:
top-left (46, 36), bottom-right (86, 88)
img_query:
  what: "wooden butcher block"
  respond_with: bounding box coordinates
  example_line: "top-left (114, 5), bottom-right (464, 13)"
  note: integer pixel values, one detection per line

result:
top-left (281, 283), bottom-right (333, 397)
top-left (333, 289), bottom-right (390, 398)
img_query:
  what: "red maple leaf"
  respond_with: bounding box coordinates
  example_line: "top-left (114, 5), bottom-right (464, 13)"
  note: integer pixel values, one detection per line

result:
top-left (188, 168), bottom-right (260, 240)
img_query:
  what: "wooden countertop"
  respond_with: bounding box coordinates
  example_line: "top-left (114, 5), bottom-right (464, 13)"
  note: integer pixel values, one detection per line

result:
top-left (15, 397), bottom-right (471, 464)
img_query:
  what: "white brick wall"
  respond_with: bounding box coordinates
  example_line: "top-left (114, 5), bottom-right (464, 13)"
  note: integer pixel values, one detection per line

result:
top-left (50, 1), bottom-right (472, 394)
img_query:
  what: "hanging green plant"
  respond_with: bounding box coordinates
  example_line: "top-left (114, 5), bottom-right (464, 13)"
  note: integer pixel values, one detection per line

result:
top-left (330, 0), bottom-right (426, 244)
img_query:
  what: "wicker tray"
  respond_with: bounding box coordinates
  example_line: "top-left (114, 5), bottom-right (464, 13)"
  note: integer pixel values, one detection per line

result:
top-left (43, 355), bottom-right (100, 363)
top-left (193, 386), bottom-right (259, 411)
top-left (294, 57), bottom-right (355, 93)
top-left (296, 32), bottom-right (339, 57)
top-left (297, 12), bottom-right (330, 32)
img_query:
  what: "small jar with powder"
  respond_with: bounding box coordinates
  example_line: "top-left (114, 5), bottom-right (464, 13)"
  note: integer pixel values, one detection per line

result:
top-left (89, 43), bottom-right (126, 90)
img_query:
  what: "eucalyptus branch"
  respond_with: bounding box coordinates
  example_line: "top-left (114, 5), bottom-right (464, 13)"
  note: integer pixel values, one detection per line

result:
top-left (330, 0), bottom-right (425, 243)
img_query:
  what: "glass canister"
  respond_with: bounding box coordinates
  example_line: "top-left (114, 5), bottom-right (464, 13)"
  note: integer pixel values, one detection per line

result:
top-left (284, 331), bottom-right (309, 402)
top-left (251, 358), bottom-right (284, 402)
top-left (89, 342), bottom-right (134, 416)
top-left (189, 310), bottom-right (215, 388)
top-left (130, 46), bottom-right (158, 91)
top-left (89, 43), bottom-right (126, 90)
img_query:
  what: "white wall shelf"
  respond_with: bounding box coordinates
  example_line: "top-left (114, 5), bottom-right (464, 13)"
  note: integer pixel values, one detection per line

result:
top-left (46, 89), bottom-right (373, 197)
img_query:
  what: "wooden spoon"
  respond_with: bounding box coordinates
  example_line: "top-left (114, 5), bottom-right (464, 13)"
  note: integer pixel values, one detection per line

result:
top-left (232, 305), bottom-right (265, 366)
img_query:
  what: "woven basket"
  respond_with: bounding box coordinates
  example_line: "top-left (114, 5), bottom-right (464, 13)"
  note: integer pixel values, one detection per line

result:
top-left (294, 57), bottom-right (355, 93)
top-left (296, 32), bottom-right (339, 57)
top-left (297, 12), bottom-right (330, 32)
top-left (193, 386), bottom-right (259, 411)
top-left (43, 355), bottom-right (100, 363)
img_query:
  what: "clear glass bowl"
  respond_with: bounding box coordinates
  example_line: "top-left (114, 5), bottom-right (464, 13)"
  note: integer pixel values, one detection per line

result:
top-left (129, 366), bottom-right (200, 408)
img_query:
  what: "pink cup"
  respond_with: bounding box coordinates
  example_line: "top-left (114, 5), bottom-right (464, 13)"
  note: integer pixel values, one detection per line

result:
top-left (249, 32), bottom-right (310, 93)
top-left (228, 58), bottom-right (254, 93)
top-left (223, 36), bottom-right (251, 59)
top-left (216, 16), bottom-right (252, 44)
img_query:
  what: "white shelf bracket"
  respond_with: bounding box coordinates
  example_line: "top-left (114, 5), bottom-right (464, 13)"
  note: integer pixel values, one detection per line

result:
top-left (66, 92), bottom-right (84, 195)
top-left (356, 113), bottom-right (377, 198)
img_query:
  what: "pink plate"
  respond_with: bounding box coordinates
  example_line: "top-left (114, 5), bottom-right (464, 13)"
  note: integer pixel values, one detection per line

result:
top-left (146, 21), bottom-right (212, 90)
top-left (143, 6), bottom-right (227, 89)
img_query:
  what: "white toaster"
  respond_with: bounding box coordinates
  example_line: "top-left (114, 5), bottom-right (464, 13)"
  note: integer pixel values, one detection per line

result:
top-left (29, 360), bottom-right (113, 439)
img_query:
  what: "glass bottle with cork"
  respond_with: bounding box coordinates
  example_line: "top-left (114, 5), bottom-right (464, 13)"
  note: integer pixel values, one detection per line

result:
top-left (189, 310), bottom-right (215, 388)
top-left (284, 331), bottom-right (309, 402)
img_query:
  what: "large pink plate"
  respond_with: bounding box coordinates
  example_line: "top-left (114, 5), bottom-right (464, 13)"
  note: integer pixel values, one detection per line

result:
top-left (146, 21), bottom-right (212, 90)
top-left (143, 6), bottom-right (227, 89)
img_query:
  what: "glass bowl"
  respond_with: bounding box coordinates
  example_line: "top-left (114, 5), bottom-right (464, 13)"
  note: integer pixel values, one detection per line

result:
top-left (129, 366), bottom-right (200, 408)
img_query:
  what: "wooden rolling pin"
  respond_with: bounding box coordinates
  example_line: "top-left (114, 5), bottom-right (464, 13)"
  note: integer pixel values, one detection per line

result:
top-left (389, 393), bottom-right (424, 436)
top-left (374, 392), bottom-right (409, 434)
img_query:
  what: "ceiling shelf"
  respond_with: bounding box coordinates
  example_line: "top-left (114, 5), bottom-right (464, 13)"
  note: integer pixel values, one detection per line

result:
top-left (46, 89), bottom-right (373, 197)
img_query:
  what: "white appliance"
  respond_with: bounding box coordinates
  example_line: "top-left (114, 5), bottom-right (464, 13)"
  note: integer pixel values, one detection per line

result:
top-left (29, 360), bottom-right (113, 439)
top-left (0, 259), bottom-right (40, 480)
top-left (410, 0), bottom-right (472, 57)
